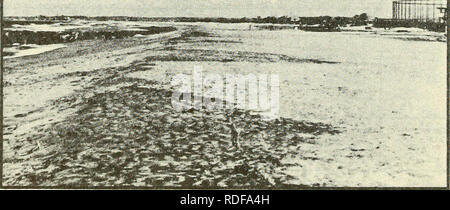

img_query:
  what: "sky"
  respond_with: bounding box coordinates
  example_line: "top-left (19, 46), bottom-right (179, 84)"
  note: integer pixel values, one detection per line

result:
top-left (3, 0), bottom-right (398, 18)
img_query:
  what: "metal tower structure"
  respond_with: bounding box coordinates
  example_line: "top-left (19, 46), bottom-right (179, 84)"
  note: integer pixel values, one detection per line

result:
top-left (392, 0), bottom-right (447, 22)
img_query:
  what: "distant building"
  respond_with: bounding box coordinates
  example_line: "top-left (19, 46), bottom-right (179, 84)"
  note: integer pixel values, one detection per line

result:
top-left (392, 0), bottom-right (447, 22)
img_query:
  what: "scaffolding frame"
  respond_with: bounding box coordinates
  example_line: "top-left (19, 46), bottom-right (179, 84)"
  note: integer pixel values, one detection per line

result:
top-left (392, 0), bottom-right (446, 22)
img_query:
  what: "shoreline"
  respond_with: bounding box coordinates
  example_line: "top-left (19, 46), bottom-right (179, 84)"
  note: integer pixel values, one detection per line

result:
top-left (2, 23), bottom-right (446, 187)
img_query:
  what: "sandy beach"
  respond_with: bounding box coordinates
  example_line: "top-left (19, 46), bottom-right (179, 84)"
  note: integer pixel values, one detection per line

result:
top-left (2, 22), bottom-right (447, 187)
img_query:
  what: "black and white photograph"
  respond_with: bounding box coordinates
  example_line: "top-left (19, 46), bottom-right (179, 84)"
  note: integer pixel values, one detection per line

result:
top-left (1, 0), bottom-right (448, 190)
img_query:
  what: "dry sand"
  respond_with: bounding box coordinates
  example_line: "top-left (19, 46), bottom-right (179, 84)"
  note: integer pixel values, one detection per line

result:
top-left (2, 23), bottom-right (447, 187)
